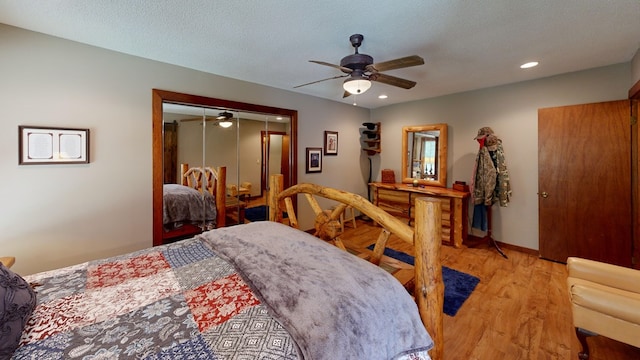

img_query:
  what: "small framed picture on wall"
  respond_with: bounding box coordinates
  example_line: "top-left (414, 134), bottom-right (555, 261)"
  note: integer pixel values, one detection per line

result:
top-left (306, 147), bottom-right (322, 173)
top-left (324, 131), bottom-right (338, 155)
top-left (18, 125), bottom-right (90, 165)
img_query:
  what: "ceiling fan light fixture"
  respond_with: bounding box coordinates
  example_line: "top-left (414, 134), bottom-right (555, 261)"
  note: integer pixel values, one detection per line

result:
top-left (216, 111), bottom-right (233, 128)
top-left (343, 77), bottom-right (371, 95)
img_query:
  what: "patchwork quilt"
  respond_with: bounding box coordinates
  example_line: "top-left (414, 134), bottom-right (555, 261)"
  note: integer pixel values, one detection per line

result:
top-left (14, 222), bottom-right (432, 360)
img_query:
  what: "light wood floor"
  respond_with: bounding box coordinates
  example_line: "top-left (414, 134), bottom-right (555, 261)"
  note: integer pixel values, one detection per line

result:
top-left (339, 219), bottom-right (640, 360)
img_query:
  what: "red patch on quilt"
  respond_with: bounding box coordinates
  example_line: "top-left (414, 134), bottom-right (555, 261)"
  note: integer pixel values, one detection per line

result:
top-left (21, 293), bottom-right (87, 344)
top-left (86, 252), bottom-right (170, 288)
top-left (185, 273), bottom-right (260, 332)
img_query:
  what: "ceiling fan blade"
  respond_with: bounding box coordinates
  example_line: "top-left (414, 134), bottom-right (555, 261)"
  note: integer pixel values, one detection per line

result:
top-left (309, 60), bottom-right (353, 73)
top-left (366, 55), bottom-right (424, 73)
top-left (180, 117), bottom-right (209, 122)
top-left (180, 117), bottom-right (223, 123)
top-left (294, 74), bottom-right (348, 88)
top-left (342, 91), bottom-right (351, 98)
top-left (370, 73), bottom-right (417, 89)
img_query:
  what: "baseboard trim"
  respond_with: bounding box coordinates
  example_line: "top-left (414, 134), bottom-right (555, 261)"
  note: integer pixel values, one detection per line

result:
top-left (465, 235), bottom-right (539, 256)
top-left (495, 241), bottom-right (538, 256)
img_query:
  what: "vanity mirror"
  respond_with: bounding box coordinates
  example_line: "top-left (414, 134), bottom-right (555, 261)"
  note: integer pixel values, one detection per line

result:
top-left (152, 89), bottom-right (298, 246)
top-left (401, 124), bottom-right (448, 187)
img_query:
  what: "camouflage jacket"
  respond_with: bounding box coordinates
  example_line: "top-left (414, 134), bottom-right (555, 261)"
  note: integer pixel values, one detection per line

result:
top-left (472, 140), bottom-right (511, 206)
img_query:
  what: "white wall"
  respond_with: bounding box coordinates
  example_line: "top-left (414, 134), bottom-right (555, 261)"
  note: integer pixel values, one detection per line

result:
top-left (372, 64), bottom-right (632, 251)
top-left (0, 24), bottom-right (369, 275)
top-left (632, 48), bottom-right (640, 85)
top-left (237, 120), bottom-right (287, 197)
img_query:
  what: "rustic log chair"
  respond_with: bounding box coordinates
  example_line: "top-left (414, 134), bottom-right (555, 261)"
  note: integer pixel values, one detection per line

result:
top-left (268, 174), bottom-right (445, 360)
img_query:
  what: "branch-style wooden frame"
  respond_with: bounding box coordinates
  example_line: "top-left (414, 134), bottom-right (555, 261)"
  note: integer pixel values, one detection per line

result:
top-left (268, 174), bottom-right (444, 360)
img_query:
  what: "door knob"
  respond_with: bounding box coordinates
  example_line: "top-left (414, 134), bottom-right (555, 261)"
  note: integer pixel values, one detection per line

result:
top-left (540, 191), bottom-right (548, 198)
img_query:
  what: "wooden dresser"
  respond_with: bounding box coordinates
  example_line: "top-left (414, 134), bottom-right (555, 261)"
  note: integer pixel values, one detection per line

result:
top-left (370, 182), bottom-right (470, 248)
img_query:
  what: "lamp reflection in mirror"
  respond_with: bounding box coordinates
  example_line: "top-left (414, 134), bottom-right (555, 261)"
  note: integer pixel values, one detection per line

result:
top-left (217, 111), bottom-right (234, 128)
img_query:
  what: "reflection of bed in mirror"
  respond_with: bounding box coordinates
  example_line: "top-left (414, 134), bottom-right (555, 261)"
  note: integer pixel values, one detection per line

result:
top-left (162, 163), bottom-right (226, 243)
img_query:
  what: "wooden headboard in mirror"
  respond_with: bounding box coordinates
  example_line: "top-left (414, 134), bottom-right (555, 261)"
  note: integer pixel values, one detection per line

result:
top-left (152, 89), bottom-right (298, 246)
top-left (401, 124), bottom-right (448, 187)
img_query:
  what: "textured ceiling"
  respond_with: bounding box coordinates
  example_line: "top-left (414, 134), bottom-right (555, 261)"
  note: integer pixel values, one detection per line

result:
top-left (1, 0), bottom-right (639, 109)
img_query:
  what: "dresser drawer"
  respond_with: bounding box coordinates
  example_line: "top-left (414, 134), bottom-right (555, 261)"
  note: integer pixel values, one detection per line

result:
top-left (370, 183), bottom-right (469, 248)
top-left (378, 188), bottom-right (410, 203)
top-left (374, 188), bottom-right (410, 219)
top-left (377, 202), bottom-right (410, 218)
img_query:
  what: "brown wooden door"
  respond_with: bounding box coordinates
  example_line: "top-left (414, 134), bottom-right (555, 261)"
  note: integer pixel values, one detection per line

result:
top-left (163, 121), bottom-right (178, 184)
top-left (281, 134), bottom-right (290, 188)
top-left (538, 100), bottom-right (631, 266)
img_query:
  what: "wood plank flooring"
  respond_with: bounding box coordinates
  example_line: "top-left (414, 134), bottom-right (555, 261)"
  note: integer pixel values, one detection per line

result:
top-left (339, 219), bottom-right (640, 360)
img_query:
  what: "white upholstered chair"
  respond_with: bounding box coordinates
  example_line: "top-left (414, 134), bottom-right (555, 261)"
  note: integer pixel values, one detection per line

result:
top-left (566, 257), bottom-right (640, 359)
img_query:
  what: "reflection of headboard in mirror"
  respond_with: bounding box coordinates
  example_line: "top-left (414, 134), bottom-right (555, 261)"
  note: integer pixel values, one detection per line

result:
top-left (152, 89), bottom-right (298, 246)
top-left (401, 124), bottom-right (448, 187)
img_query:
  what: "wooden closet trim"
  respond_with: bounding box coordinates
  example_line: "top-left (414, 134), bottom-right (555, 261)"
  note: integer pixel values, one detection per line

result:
top-left (631, 78), bottom-right (639, 268)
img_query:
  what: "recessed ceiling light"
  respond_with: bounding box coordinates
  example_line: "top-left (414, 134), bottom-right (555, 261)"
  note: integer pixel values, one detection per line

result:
top-left (378, 94), bottom-right (388, 99)
top-left (520, 61), bottom-right (539, 69)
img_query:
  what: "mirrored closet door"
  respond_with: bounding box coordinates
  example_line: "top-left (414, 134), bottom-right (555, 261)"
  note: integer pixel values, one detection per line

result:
top-left (152, 89), bottom-right (298, 246)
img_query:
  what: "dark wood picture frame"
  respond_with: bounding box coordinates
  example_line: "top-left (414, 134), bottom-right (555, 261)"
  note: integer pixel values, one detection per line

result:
top-left (306, 147), bottom-right (322, 173)
top-left (18, 125), bottom-right (90, 165)
top-left (324, 131), bottom-right (338, 155)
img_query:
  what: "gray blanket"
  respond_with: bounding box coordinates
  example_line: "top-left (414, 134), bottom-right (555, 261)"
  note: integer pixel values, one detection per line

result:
top-left (163, 184), bottom-right (216, 225)
top-left (198, 221), bottom-right (433, 360)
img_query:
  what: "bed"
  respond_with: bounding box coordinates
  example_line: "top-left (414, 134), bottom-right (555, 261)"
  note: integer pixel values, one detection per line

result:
top-left (162, 164), bottom-right (227, 242)
top-left (6, 175), bottom-right (444, 360)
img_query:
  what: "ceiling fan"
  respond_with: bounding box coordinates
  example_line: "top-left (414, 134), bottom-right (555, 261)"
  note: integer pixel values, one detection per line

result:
top-left (179, 111), bottom-right (234, 128)
top-left (295, 34), bottom-right (424, 97)
top-left (216, 111), bottom-right (234, 128)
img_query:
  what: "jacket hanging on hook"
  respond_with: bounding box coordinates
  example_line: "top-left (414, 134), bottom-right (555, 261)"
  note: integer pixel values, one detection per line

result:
top-left (470, 127), bottom-right (512, 230)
